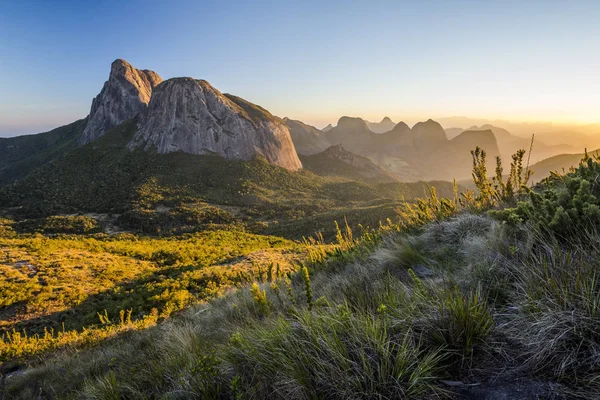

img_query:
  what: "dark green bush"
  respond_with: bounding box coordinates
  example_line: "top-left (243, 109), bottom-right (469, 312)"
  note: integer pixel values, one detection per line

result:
top-left (494, 153), bottom-right (600, 240)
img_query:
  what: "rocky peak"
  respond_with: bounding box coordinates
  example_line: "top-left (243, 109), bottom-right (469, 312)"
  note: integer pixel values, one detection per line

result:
top-left (79, 59), bottom-right (162, 144)
top-left (411, 119), bottom-right (447, 149)
top-left (321, 123), bottom-right (334, 132)
top-left (337, 116), bottom-right (370, 132)
top-left (322, 117), bottom-right (372, 151)
top-left (129, 78), bottom-right (302, 171)
top-left (452, 129), bottom-right (499, 153)
top-left (390, 121), bottom-right (411, 135)
top-left (366, 116), bottom-right (396, 133)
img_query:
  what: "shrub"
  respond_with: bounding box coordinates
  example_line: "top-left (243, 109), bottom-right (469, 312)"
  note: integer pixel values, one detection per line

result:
top-left (495, 153), bottom-right (600, 241)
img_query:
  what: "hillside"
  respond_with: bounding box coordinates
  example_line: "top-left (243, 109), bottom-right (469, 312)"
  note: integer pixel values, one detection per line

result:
top-left (283, 118), bottom-right (330, 155)
top-left (300, 144), bottom-right (398, 183)
top-left (5, 148), bottom-right (600, 399)
top-left (529, 148), bottom-right (600, 183)
top-left (0, 119), bottom-right (86, 185)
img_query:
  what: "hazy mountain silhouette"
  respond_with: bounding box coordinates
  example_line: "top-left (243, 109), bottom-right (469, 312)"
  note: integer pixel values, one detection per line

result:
top-left (460, 124), bottom-right (576, 165)
top-left (283, 118), bottom-right (330, 155)
top-left (301, 144), bottom-right (398, 183)
top-left (366, 117), bottom-right (396, 133)
top-left (321, 123), bottom-right (334, 132)
top-left (528, 149), bottom-right (600, 183)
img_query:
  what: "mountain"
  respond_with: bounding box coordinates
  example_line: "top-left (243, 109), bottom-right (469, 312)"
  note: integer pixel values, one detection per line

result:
top-left (368, 121), bottom-right (412, 155)
top-left (320, 116), bottom-right (374, 157)
top-left (301, 144), bottom-right (398, 183)
top-left (0, 119), bottom-right (86, 185)
top-left (283, 118), bottom-right (330, 155)
top-left (366, 116), bottom-right (396, 133)
top-left (321, 123), bottom-right (334, 132)
top-left (80, 59), bottom-right (162, 144)
top-left (289, 117), bottom-right (422, 181)
top-left (128, 77), bottom-right (301, 170)
top-left (528, 149), bottom-right (600, 183)
top-left (411, 129), bottom-right (500, 181)
top-left (318, 117), bottom-right (502, 181)
top-left (467, 124), bottom-right (576, 164)
top-left (410, 119), bottom-right (448, 150)
top-left (444, 127), bottom-right (464, 139)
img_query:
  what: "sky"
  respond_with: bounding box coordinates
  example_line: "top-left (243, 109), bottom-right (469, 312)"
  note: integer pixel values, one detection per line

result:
top-left (1, 0), bottom-right (600, 137)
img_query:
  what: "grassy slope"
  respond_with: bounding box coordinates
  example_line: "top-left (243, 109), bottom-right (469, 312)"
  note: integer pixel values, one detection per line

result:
top-left (7, 156), bottom-right (600, 399)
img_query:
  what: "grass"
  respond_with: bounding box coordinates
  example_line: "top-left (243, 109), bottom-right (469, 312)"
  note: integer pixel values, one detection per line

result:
top-left (4, 152), bottom-right (600, 398)
top-left (5, 207), bottom-right (598, 398)
top-left (0, 226), bottom-right (305, 363)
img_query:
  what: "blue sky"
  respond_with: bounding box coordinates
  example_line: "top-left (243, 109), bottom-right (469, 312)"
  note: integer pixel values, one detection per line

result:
top-left (1, 0), bottom-right (599, 136)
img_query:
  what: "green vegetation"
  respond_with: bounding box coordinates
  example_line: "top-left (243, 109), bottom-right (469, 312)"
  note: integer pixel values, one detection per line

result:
top-left (0, 224), bottom-right (303, 362)
top-left (4, 130), bottom-right (600, 398)
top-left (0, 119), bottom-right (458, 240)
top-left (0, 119), bottom-right (85, 185)
top-left (495, 151), bottom-right (600, 239)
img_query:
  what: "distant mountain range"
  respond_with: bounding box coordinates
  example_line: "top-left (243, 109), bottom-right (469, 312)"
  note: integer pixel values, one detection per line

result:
top-left (0, 58), bottom-right (595, 199)
top-left (366, 117), bottom-right (396, 133)
top-left (528, 149), bottom-right (600, 183)
top-left (286, 117), bottom-right (500, 181)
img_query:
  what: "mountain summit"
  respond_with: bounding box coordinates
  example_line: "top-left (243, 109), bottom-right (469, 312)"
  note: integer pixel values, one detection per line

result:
top-left (79, 60), bottom-right (301, 170)
top-left (79, 59), bottom-right (162, 144)
top-left (129, 78), bottom-right (301, 170)
top-left (366, 116), bottom-right (396, 133)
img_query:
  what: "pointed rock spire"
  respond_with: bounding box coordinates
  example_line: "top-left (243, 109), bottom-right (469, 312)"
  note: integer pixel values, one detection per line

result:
top-left (79, 59), bottom-right (162, 144)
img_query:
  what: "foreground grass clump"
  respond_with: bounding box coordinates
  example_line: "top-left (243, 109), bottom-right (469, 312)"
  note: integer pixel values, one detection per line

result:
top-left (229, 308), bottom-right (446, 399)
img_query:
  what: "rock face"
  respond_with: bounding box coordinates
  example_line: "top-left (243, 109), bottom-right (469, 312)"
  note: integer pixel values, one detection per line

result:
top-left (129, 78), bottom-right (302, 171)
top-left (79, 59), bottom-right (162, 144)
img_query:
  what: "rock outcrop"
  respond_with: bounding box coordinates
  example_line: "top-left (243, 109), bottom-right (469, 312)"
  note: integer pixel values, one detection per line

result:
top-left (129, 78), bottom-right (302, 171)
top-left (79, 59), bottom-right (162, 144)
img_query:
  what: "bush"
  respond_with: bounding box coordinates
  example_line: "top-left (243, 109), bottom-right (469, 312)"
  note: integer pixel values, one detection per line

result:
top-left (16, 215), bottom-right (100, 234)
